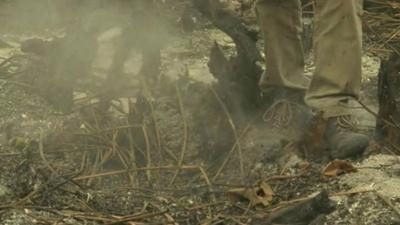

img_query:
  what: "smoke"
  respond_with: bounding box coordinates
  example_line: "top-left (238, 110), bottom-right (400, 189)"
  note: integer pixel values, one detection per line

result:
top-left (1, 0), bottom-right (171, 112)
top-left (1, 0), bottom-right (64, 33)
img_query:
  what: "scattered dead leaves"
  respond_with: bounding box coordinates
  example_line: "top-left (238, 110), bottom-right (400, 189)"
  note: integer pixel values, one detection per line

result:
top-left (323, 160), bottom-right (357, 177)
top-left (227, 181), bottom-right (274, 206)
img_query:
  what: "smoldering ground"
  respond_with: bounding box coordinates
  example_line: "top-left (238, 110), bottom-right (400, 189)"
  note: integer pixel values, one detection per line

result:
top-left (0, 1), bottom-right (399, 225)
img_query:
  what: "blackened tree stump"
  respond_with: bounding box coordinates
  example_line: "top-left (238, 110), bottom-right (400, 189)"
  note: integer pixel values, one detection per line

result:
top-left (376, 53), bottom-right (400, 146)
top-left (194, 0), bottom-right (263, 117)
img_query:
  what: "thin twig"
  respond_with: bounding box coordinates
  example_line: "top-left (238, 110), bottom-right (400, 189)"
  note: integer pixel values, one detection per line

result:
top-left (126, 116), bottom-right (139, 187)
top-left (270, 189), bottom-right (376, 212)
top-left (212, 125), bottom-right (251, 182)
top-left (106, 210), bottom-right (169, 225)
top-left (142, 125), bottom-right (152, 181)
top-left (209, 86), bottom-right (244, 181)
top-left (169, 85), bottom-right (188, 186)
top-left (73, 165), bottom-right (208, 184)
top-left (147, 97), bottom-right (163, 184)
top-left (39, 130), bottom-right (57, 175)
top-left (185, 202), bottom-right (226, 211)
top-left (357, 99), bottom-right (400, 129)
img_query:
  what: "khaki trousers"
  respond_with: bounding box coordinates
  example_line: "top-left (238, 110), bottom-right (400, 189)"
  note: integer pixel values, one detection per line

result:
top-left (256, 0), bottom-right (364, 118)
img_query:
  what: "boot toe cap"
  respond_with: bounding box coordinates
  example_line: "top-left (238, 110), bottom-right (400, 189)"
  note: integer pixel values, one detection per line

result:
top-left (331, 134), bottom-right (370, 159)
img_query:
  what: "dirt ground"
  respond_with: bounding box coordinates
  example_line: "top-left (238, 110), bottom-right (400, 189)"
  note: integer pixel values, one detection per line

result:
top-left (0, 1), bottom-right (400, 225)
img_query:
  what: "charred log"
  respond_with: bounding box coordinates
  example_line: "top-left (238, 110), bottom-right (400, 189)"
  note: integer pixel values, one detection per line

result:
top-left (194, 0), bottom-right (263, 116)
top-left (376, 52), bottom-right (400, 145)
top-left (251, 191), bottom-right (333, 225)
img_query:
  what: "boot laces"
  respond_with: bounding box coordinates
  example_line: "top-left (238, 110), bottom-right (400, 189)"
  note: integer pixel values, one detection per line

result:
top-left (336, 115), bottom-right (358, 131)
top-left (263, 99), bottom-right (295, 128)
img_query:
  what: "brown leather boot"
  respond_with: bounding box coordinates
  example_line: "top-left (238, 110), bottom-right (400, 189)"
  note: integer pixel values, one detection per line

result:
top-left (299, 112), bottom-right (330, 162)
top-left (301, 114), bottom-right (369, 161)
top-left (325, 115), bottom-right (369, 159)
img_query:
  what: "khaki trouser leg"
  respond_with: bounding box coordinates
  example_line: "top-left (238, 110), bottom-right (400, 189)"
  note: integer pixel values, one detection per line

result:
top-left (256, 0), bottom-right (309, 92)
top-left (305, 0), bottom-right (364, 118)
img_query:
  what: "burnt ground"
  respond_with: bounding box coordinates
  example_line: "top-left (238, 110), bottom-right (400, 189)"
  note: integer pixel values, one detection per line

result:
top-left (0, 1), bottom-right (400, 225)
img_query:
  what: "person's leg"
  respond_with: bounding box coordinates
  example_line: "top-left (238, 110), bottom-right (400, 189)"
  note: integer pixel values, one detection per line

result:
top-left (303, 0), bottom-right (368, 159)
top-left (256, 0), bottom-right (309, 92)
top-left (305, 0), bottom-right (364, 118)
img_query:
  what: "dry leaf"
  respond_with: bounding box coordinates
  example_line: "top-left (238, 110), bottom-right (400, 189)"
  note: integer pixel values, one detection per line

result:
top-left (227, 181), bottom-right (274, 206)
top-left (298, 161), bottom-right (311, 172)
top-left (323, 160), bottom-right (357, 177)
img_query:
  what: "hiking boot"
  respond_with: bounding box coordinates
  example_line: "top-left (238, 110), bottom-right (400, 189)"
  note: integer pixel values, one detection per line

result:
top-left (262, 87), bottom-right (310, 129)
top-left (325, 115), bottom-right (369, 159)
top-left (300, 114), bottom-right (369, 162)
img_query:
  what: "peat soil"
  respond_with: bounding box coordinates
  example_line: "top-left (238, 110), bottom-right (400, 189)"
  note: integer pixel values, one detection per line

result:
top-left (0, 1), bottom-right (399, 225)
